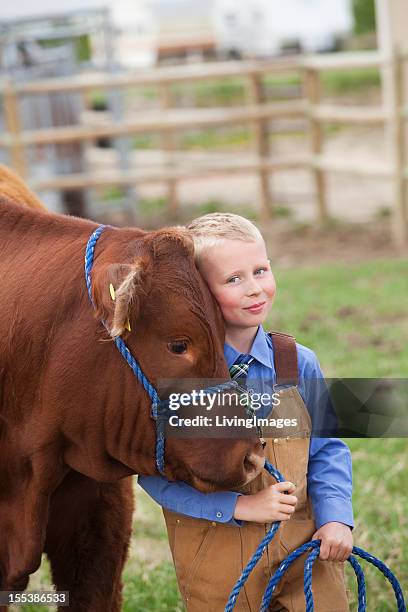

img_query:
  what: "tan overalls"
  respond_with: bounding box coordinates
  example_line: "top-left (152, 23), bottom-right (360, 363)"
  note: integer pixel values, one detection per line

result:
top-left (164, 332), bottom-right (349, 611)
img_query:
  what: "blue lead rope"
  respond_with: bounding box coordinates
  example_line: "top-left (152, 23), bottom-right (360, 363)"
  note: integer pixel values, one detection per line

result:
top-left (225, 461), bottom-right (406, 612)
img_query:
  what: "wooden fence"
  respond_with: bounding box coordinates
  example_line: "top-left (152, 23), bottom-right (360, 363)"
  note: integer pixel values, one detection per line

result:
top-left (1, 50), bottom-right (407, 245)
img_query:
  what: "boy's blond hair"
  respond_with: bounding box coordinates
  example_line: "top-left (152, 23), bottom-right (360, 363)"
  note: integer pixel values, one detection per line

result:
top-left (186, 212), bottom-right (263, 261)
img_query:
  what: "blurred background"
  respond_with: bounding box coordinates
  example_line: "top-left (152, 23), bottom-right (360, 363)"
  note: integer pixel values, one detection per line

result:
top-left (1, 1), bottom-right (407, 610)
top-left (1, 0), bottom-right (406, 241)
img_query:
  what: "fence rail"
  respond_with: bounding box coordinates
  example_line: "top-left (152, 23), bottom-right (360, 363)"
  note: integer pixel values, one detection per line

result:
top-left (1, 50), bottom-right (407, 245)
top-left (0, 101), bottom-right (307, 147)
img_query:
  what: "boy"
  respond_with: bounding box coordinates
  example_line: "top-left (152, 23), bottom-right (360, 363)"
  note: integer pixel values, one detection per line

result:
top-left (139, 213), bottom-right (353, 611)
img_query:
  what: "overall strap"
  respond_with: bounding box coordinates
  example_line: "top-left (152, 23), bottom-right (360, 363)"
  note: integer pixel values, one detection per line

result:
top-left (268, 331), bottom-right (298, 386)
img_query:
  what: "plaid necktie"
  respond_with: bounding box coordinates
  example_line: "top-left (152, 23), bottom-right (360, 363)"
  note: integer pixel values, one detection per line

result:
top-left (229, 354), bottom-right (264, 437)
top-left (229, 354), bottom-right (253, 411)
top-left (229, 353), bottom-right (254, 383)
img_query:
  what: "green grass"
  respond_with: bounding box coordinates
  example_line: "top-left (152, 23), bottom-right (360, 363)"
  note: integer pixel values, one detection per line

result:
top-left (180, 126), bottom-right (250, 150)
top-left (269, 258), bottom-right (408, 377)
top-left (137, 197), bottom-right (168, 218)
top-left (133, 134), bottom-right (161, 149)
top-left (187, 78), bottom-right (247, 107)
top-left (321, 67), bottom-right (380, 95)
top-left (123, 562), bottom-right (184, 612)
top-left (131, 124), bottom-right (337, 152)
top-left (122, 484), bottom-right (185, 611)
top-left (343, 438), bottom-right (408, 610)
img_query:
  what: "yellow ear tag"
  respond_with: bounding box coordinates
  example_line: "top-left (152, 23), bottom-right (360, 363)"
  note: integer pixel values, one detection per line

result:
top-left (109, 283), bottom-right (116, 301)
top-left (125, 318), bottom-right (131, 332)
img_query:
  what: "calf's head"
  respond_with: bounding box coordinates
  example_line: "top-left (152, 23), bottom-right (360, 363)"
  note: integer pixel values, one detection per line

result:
top-left (90, 226), bottom-right (264, 491)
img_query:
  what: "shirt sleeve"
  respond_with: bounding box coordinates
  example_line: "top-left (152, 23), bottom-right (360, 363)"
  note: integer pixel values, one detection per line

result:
top-left (297, 345), bottom-right (339, 437)
top-left (297, 346), bottom-right (354, 529)
top-left (137, 475), bottom-right (243, 526)
top-left (308, 438), bottom-right (354, 529)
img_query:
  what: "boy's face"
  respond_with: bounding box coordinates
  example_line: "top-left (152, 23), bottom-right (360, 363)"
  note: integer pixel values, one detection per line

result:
top-left (198, 239), bottom-right (276, 331)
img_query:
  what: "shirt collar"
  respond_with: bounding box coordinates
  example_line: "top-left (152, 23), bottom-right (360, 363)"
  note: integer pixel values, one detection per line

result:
top-left (224, 325), bottom-right (273, 369)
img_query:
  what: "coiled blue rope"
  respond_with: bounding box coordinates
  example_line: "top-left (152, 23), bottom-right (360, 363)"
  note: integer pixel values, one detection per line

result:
top-left (225, 461), bottom-right (406, 612)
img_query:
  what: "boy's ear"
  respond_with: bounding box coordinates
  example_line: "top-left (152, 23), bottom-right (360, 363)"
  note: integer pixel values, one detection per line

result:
top-left (91, 257), bottom-right (150, 337)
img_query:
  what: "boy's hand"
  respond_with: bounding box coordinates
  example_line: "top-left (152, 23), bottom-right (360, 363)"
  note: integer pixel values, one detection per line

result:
top-left (312, 522), bottom-right (353, 562)
top-left (234, 482), bottom-right (297, 523)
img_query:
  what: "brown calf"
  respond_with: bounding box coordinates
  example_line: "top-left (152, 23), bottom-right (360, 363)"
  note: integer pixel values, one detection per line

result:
top-left (0, 186), bottom-right (263, 610)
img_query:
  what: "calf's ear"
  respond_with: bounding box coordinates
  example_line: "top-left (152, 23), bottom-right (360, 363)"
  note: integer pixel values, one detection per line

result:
top-left (91, 257), bottom-right (150, 337)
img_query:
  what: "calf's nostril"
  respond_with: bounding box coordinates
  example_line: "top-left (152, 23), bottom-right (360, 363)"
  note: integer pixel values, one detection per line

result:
top-left (243, 449), bottom-right (266, 476)
top-left (244, 452), bottom-right (254, 473)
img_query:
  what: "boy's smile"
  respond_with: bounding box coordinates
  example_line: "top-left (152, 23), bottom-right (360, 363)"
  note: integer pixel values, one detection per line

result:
top-left (198, 239), bottom-right (276, 335)
top-left (243, 301), bottom-right (266, 314)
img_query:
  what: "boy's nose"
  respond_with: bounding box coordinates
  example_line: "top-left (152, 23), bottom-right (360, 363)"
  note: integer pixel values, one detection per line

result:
top-left (247, 281), bottom-right (262, 296)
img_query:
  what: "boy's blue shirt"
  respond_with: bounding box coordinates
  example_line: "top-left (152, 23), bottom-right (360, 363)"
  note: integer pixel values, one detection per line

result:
top-left (138, 326), bottom-right (354, 530)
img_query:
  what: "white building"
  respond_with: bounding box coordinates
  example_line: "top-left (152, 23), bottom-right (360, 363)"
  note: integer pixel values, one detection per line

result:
top-left (213, 0), bottom-right (353, 57)
top-left (110, 0), bottom-right (157, 68)
top-left (149, 0), bottom-right (216, 63)
top-left (1, 0), bottom-right (355, 69)
top-left (126, 0), bottom-right (354, 64)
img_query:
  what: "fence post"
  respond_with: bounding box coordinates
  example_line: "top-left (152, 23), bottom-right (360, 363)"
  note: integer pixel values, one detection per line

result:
top-left (3, 81), bottom-right (27, 178)
top-left (160, 83), bottom-right (178, 220)
top-left (389, 49), bottom-right (408, 247)
top-left (247, 72), bottom-right (273, 220)
top-left (304, 66), bottom-right (328, 223)
top-left (375, 0), bottom-right (408, 246)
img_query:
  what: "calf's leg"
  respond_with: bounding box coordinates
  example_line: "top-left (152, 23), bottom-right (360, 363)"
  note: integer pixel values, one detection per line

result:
top-left (45, 471), bottom-right (134, 612)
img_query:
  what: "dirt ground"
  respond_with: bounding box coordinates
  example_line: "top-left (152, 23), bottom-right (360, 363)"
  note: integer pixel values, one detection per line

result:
top-left (258, 217), bottom-right (405, 266)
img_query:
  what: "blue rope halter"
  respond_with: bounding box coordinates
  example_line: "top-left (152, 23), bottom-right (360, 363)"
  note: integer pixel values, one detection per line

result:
top-left (84, 225), bottom-right (240, 476)
top-left (225, 461), bottom-right (406, 612)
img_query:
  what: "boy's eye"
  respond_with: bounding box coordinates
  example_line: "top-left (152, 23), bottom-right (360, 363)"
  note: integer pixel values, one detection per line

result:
top-left (226, 275), bottom-right (240, 284)
top-left (254, 268), bottom-right (267, 275)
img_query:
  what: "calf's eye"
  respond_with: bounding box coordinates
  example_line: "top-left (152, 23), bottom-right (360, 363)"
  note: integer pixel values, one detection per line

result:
top-left (168, 341), bottom-right (188, 354)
